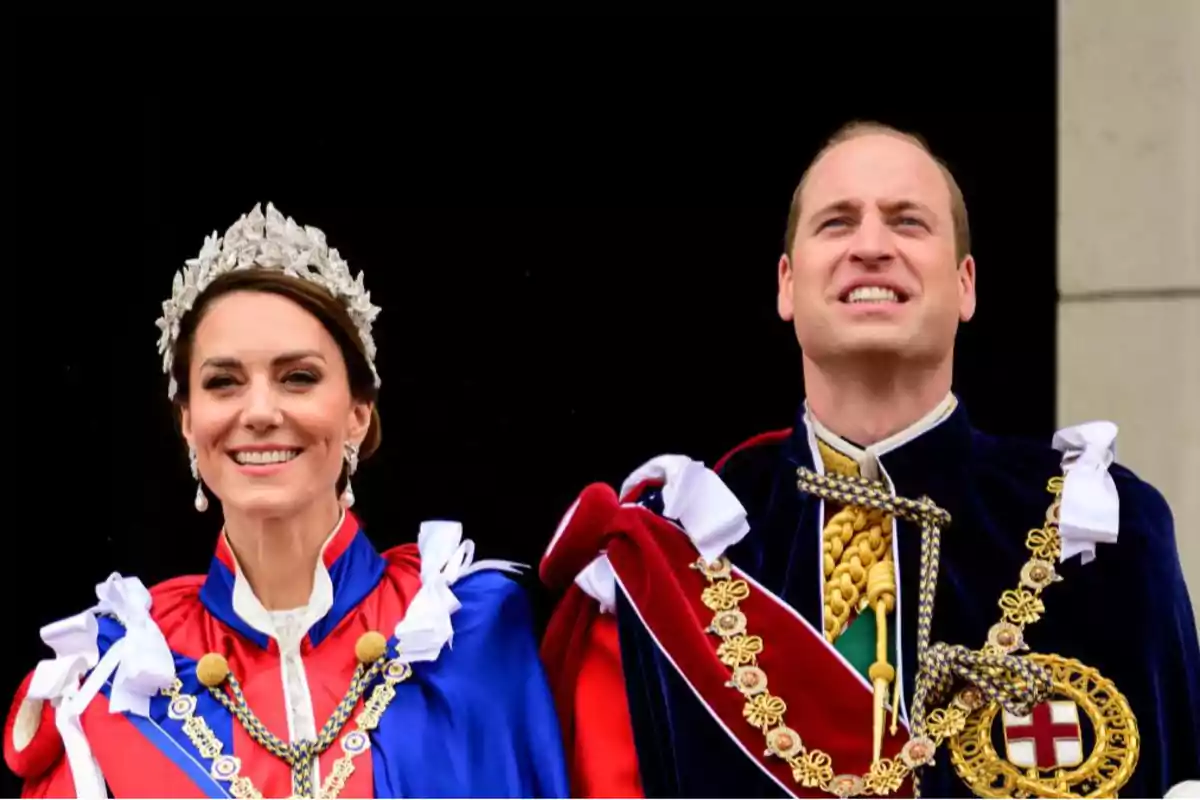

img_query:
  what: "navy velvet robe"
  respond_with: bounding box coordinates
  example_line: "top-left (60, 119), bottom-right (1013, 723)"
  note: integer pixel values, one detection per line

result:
top-left (615, 402), bottom-right (1200, 797)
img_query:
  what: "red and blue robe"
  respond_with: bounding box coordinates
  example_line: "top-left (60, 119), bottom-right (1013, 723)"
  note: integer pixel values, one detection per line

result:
top-left (4, 511), bottom-right (569, 798)
top-left (539, 399), bottom-right (1200, 797)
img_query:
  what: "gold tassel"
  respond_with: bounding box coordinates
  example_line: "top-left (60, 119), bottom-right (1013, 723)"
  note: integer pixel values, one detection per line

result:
top-left (866, 559), bottom-right (897, 763)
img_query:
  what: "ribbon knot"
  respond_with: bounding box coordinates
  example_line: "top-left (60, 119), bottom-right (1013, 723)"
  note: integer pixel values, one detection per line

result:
top-left (93, 574), bottom-right (176, 716)
top-left (25, 573), bottom-right (176, 799)
top-left (28, 614), bottom-right (100, 705)
top-left (1052, 421), bottom-right (1120, 565)
top-left (919, 641), bottom-right (1053, 720)
top-left (795, 468), bottom-right (952, 530)
top-left (545, 456), bottom-right (750, 614)
top-left (619, 455), bottom-right (750, 562)
top-left (393, 521), bottom-right (524, 663)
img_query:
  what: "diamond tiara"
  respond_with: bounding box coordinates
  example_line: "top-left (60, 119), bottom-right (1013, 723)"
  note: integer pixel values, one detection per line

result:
top-left (155, 202), bottom-right (381, 400)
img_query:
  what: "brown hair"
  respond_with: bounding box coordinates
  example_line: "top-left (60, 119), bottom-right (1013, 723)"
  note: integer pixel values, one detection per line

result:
top-left (783, 120), bottom-right (971, 262)
top-left (170, 270), bottom-right (382, 482)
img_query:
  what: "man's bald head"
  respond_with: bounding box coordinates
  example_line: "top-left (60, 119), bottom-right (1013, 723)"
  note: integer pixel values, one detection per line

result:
top-left (784, 121), bottom-right (971, 262)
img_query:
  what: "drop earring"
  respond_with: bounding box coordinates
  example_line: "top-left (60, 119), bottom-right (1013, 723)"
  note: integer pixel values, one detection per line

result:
top-left (341, 441), bottom-right (360, 508)
top-left (189, 446), bottom-right (209, 512)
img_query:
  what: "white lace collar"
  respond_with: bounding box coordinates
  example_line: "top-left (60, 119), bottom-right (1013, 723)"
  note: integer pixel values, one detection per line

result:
top-left (225, 510), bottom-right (344, 652)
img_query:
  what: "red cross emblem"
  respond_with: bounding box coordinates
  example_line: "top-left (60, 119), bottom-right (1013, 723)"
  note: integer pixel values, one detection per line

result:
top-left (1002, 700), bottom-right (1084, 769)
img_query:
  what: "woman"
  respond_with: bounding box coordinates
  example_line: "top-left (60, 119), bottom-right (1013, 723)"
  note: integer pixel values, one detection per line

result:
top-left (3, 203), bottom-right (568, 798)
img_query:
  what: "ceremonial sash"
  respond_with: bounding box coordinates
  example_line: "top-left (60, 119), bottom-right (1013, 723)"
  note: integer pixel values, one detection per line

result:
top-left (541, 479), bottom-right (911, 797)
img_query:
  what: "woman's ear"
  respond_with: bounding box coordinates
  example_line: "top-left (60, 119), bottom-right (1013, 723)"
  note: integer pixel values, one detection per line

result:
top-left (348, 401), bottom-right (372, 447)
top-left (180, 405), bottom-right (194, 448)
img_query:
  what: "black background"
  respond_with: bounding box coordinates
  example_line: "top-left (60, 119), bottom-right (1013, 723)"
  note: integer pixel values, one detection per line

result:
top-left (8, 11), bottom-right (1056, 793)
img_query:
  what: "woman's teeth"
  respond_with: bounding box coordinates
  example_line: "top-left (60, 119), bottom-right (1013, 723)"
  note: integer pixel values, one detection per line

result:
top-left (233, 450), bottom-right (300, 465)
top-left (847, 286), bottom-right (900, 303)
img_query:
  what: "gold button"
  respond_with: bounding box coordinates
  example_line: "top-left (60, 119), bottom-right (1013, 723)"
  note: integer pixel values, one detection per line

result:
top-left (196, 653), bottom-right (230, 687)
top-left (355, 631), bottom-right (388, 664)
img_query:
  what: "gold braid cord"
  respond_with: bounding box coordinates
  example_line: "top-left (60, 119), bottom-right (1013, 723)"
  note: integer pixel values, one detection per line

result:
top-left (814, 442), bottom-right (902, 766)
top-left (160, 642), bottom-right (411, 799)
top-left (822, 505), bottom-right (893, 641)
top-left (697, 468), bottom-right (1137, 798)
top-left (821, 515), bottom-right (894, 645)
top-left (816, 441), bottom-right (896, 644)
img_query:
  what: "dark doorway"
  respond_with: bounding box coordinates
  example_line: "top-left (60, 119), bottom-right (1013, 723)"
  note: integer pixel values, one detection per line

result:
top-left (7, 12), bottom-right (1056, 795)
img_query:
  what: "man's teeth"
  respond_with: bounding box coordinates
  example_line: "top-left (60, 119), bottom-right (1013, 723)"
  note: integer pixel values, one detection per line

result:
top-left (847, 286), bottom-right (900, 303)
top-left (234, 450), bottom-right (300, 465)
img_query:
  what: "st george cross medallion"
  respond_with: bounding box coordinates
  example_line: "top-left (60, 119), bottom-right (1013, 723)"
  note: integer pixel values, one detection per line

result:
top-left (1003, 700), bottom-right (1084, 771)
top-left (947, 653), bottom-right (1140, 798)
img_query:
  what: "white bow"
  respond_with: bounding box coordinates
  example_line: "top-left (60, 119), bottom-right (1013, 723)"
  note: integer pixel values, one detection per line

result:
top-left (92, 574), bottom-right (176, 716)
top-left (565, 456), bottom-right (750, 614)
top-left (26, 573), bottom-right (175, 799)
top-left (27, 614), bottom-right (99, 706)
top-left (393, 521), bottom-right (523, 663)
top-left (619, 455), bottom-right (750, 562)
top-left (1052, 421), bottom-right (1121, 565)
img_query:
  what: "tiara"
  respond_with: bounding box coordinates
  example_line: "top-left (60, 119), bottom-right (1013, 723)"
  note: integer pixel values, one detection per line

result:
top-left (155, 202), bottom-right (381, 399)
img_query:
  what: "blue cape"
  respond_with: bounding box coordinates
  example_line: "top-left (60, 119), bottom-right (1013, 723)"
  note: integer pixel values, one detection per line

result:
top-left (616, 402), bottom-right (1200, 797)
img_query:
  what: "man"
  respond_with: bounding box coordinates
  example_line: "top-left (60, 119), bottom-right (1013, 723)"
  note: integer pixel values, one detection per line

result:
top-left (538, 122), bottom-right (1200, 798)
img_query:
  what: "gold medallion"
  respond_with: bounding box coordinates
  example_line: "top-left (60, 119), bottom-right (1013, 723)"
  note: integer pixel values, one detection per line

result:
top-left (948, 653), bottom-right (1139, 798)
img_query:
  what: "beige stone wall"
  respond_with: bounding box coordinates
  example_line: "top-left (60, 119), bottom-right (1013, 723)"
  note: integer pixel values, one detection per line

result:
top-left (1058, 0), bottom-right (1200, 627)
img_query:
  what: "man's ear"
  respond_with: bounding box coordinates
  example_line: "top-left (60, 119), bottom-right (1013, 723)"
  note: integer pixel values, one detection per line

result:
top-left (778, 253), bottom-right (796, 322)
top-left (958, 255), bottom-right (977, 322)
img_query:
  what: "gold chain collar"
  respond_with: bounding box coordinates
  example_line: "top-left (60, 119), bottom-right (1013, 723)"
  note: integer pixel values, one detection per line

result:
top-left (158, 633), bottom-right (410, 799)
top-left (692, 471), bottom-right (1065, 797)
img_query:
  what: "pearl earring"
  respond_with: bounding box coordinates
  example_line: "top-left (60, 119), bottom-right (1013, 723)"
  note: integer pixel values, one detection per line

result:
top-left (341, 441), bottom-right (360, 508)
top-left (189, 446), bottom-right (208, 512)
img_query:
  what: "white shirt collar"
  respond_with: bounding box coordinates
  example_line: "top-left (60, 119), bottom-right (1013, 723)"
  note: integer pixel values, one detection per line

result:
top-left (805, 392), bottom-right (958, 480)
top-left (226, 509), bottom-right (343, 653)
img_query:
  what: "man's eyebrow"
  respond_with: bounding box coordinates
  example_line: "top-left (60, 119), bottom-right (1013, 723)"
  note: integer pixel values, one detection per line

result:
top-left (810, 199), bottom-right (861, 219)
top-left (880, 199), bottom-right (936, 216)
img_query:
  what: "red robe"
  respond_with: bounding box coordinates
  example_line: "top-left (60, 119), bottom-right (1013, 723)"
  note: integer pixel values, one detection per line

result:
top-left (5, 512), bottom-right (569, 798)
